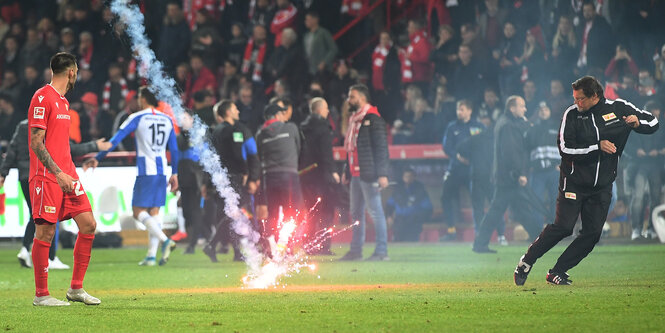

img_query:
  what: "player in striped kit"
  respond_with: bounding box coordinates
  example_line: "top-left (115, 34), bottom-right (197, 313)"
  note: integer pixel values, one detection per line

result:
top-left (87, 86), bottom-right (179, 266)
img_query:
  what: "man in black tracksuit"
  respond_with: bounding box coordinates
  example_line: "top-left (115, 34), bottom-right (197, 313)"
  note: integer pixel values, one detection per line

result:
top-left (299, 97), bottom-right (340, 254)
top-left (515, 76), bottom-right (659, 285)
top-left (472, 96), bottom-right (543, 253)
top-left (203, 100), bottom-right (260, 262)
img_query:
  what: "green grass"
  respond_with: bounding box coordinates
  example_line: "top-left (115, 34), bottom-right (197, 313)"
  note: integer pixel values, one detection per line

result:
top-left (1, 242), bottom-right (664, 332)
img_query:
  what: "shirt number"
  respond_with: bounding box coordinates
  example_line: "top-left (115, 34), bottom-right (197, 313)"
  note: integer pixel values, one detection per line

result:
top-left (149, 123), bottom-right (166, 146)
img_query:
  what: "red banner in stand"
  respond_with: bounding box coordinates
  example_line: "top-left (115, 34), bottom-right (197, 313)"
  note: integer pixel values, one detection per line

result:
top-left (332, 144), bottom-right (447, 161)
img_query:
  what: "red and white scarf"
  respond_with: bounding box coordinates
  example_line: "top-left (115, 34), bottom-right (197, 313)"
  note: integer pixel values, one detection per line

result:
top-left (242, 38), bottom-right (266, 82)
top-left (372, 43), bottom-right (391, 90)
top-left (102, 78), bottom-right (128, 111)
top-left (345, 103), bottom-right (377, 152)
top-left (398, 48), bottom-right (413, 83)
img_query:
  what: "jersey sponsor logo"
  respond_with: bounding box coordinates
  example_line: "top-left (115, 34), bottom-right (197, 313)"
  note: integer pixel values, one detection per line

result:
top-left (564, 192), bottom-right (577, 200)
top-left (602, 113), bottom-right (616, 121)
top-left (44, 206), bottom-right (56, 214)
top-left (38, 95), bottom-right (44, 103)
top-left (33, 107), bottom-right (45, 119)
top-left (605, 119), bottom-right (619, 126)
top-left (233, 132), bottom-right (244, 142)
top-left (56, 114), bottom-right (71, 120)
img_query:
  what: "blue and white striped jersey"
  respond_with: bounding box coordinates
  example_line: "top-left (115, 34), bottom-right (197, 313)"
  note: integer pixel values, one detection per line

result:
top-left (96, 108), bottom-right (179, 176)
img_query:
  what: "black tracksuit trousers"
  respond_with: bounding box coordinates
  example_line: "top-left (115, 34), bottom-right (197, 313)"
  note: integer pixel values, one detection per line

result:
top-left (522, 183), bottom-right (612, 273)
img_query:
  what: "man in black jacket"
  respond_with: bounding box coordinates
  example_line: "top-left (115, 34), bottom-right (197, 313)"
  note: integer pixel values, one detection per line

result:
top-left (339, 84), bottom-right (390, 261)
top-left (0, 119), bottom-right (110, 269)
top-left (515, 76), bottom-right (659, 286)
top-left (299, 97), bottom-right (340, 254)
top-left (203, 100), bottom-right (260, 262)
top-left (472, 96), bottom-right (543, 253)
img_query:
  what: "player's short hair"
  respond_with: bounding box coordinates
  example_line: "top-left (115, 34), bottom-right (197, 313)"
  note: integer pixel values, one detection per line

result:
top-left (138, 86), bottom-right (158, 107)
top-left (456, 99), bottom-right (473, 111)
top-left (50, 52), bottom-right (77, 75)
top-left (309, 97), bottom-right (326, 114)
top-left (349, 83), bottom-right (371, 102)
top-left (505, 95), bottom-right (522, 114)
top-left (572, 76), bottom-right (604, 99)
top-left (214, 99), bottom-right (234, 118)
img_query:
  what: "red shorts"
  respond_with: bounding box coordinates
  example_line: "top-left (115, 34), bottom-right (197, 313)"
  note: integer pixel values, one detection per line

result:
top-left (30, 176), bottom-right (92, 224)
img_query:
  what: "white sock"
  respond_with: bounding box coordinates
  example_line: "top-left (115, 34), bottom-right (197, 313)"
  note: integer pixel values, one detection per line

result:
top-left (147, 235), bottom-right (159, 258)
top-left (137, 211), bottom-right (168, 243)
top-left (177, 207), bottom-right (186, 233)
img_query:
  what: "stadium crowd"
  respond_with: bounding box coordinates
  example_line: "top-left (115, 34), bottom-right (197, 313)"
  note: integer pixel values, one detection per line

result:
top-left (1, 0), bottom-right (665, 253)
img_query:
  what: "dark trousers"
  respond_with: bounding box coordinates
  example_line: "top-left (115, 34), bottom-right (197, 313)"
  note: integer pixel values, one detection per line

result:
top-left (523, 184), bottom-right (612, 273)
top-left (629, 166), bottom-right (662, 230)
top-left (181, 185), bottom-right (203, 249)
top-left (441, 170), bottom-right (470, 228)
top-left (473, 185), bottom-right (543, 249)
top-left (393, 213), bottom-right (427, 242)
top-left (21, 180), bottom-right (57, 260)
top-left (264, 172), bottom-right (304, 242)
top-left (302, 181), bottom-right (335, 251)
top-left (470, 180), bottom-right (498, 234)
top-left (208, 173), bottom-right (248, 258)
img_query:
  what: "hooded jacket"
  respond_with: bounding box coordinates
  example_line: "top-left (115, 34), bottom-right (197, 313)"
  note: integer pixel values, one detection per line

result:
top-left (255, 119), bottom-right (301, 175)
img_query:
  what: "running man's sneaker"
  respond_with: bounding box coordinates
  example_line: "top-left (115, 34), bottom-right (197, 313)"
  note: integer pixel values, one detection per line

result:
top-left (66, 288), bottom-right (101, 305)
top-left (631, 228), bottom-right (642, 240)
top-left (498, 235), bottom-right (509, 246)
top-left (203, 244), bottom-right (218, 263)
top-left (546, 270), bottom-right (572, 285)
top-left (17, 247), bottom-right (32, 268)
top-left (514, 255), bottom-right (531, 286)
top-left (159, 239), bottom-right (176, 266)
top-left (170, 231), bottom-right (188, 242)
top-left (48, 257), bottom-right (70, 270)
top-left (33, 296), bottom-right (70, 306)
top-left (138, 256), bottom-right (156, 266)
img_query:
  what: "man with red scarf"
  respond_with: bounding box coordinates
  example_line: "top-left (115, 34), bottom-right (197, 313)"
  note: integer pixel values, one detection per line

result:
top-left (339, 84), bottom-right (390, 261)
top-left (242, 25), bottom-right (270, 84)
top-left (405, 19), bottom-right (433, 96)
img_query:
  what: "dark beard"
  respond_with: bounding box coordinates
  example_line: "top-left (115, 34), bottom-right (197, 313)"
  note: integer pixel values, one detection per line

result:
top-left (349, 103), bottom-right (359, 112)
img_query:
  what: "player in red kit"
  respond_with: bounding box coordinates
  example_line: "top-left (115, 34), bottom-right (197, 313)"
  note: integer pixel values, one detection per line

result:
top-left (28, 52), bottom-right (100, 306)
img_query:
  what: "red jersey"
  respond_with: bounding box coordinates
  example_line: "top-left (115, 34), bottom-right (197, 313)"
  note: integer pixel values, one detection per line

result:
top-left (28, 84), bottom-right (77, 183)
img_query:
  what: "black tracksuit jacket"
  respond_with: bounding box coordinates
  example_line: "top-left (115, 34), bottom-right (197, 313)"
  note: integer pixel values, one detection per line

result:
top-left (558, 97), bottom-right (659, 191)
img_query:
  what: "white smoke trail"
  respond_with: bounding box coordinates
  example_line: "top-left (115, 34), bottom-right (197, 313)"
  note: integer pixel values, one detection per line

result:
top-left (110, 0), bottom-right (263, 273)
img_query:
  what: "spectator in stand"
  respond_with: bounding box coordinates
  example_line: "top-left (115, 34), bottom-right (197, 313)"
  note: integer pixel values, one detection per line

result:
top-left (182, 0), bottom-right (217, 29)
top-left (525, 101), bottom-right (560, 226)
top-left (191, 9), bottom-right (223, 71)
top-left (0, 93), bottom-right (21, 145)
top-left (409, 98), bottom-right (438, 144)
top-left (604, 44), bottom-right (639, 83)
top-left (304, 11), bottom-right (338, 78)
top-left (192, 90), bottom-right (216, 127)
top-left (460, 23), bottom-right (489, 68)
top-left (242, 24), bottom-right (270, 84)
top-left (174, 62), bottom-right (189, 97)
top-left (237, 83), bottom-right (264, 133)
top-left (478, 0), bottom-right (508, 51)
top-left (112, 90), bottom-right (139, 152)
top-left (478, 87), bottom-right (502, 122)
top-left (385, 169), bottom-right (433, 242)
top-left (636, 70), bottom-right (661, 108)
top-left (550, 15), bottom-right (577, 84)
top-left (226, 23), bottom-right (247, 66)
top-left (440, 99), bottom-right (485, 240)
top-left (522, 80), bottom-right (542, 119)
top-left (157, 1), bottom-right (191, 75)
top-left (392, 84), bottom-right (422, 143)
top-left (433, 82), bottom-right (458, 135)
top-left (184, 53), bottom-right (217, 109)
top-left (517, 29), bottom-right (547, 87)
top-left (339, 0), bottom-right (370, 57)
top-left (91, 91), bottom-right (115, 141)
top-left (19, 27), bottom-right (49, 73)
top-left (58, 27), bottom-right (77, 55)
top-left (37, 17), bottom-right (59, 51)
top-left (100, 63), bottom-right (129, 116)
top-left (0, 69), bottom-right (20, 101)
top-left (219, 59), bottom-right (241, 100)
top-left (270, 0), bottom-right (298, 48)
top-left (299, 97), bottom-right (340, 254)
top-left (76, 92), bottom-right (96, 142)
top-left (495, 21), bottom-right (523, 98)
top-left (430, 24), bottom-right (458, 82)
top-left (1, 35), bottom-right (20, 76)
top-left (250, 0), bottom-right (276, 30)
top-left (76, 31), bottom-right (102, 76)
top-left (655, 44), bottom-right (665, 86)
top-left (625, 100), bottom-right (664, 241)
top-left (18, 64), bottom-right (43, 114)
top-left (576, 1), bottom-right (614, 75)
top-left (327, 59), bottom-right (357, 116)
top-left (451, 44), bottom-right (484, 105)
top-left (371, 31), bottom-right (401, 125)
top-left (405, 19), bottom-right (433, 97)
top-left (546, 79), bottom-right (568, 120)
top-left (267, 27), bottom-right (307, 101)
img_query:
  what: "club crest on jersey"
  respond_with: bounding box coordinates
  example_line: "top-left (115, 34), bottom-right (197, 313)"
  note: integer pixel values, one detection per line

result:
top-left (44, 206), bottom-right (56, 214)
top-left (565, 192), bottom-right (577, 200)
top-left (602, 113), bottom-right (616, 121)
top-left (33, 107), bottom-right (45, 119)
top-left (38, 95), bottom-right (44, 103)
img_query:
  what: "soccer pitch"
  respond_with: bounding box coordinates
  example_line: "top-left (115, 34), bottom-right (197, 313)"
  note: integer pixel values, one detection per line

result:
top-left (1, 243), bottom-right (664, 332)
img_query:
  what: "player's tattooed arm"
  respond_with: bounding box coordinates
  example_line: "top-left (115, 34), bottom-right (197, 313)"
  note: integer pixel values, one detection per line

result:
top-left (30, 128), bottom-right (63, 175)
top-left (30, 128), bottom-right (62, 175)
top-left (30, 127), bottom-right (75, 192)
